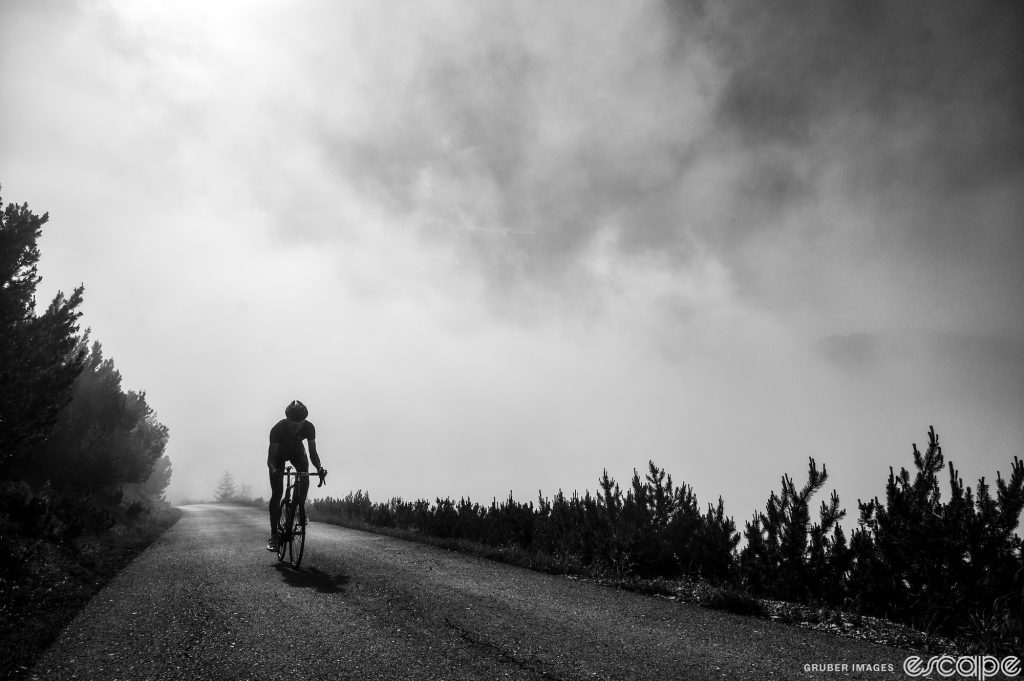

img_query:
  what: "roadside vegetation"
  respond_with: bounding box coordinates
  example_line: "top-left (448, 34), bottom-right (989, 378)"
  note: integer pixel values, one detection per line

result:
top-left (308, 429), bottom-right (1023, 656)
top-left (0, 189), bottom-right (178, 680)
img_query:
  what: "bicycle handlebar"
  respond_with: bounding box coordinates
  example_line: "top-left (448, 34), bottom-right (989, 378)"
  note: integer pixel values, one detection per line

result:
top-left (276, 467), bottom-right (327, 488)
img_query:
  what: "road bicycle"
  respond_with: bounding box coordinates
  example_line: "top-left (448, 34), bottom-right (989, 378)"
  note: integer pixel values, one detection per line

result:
top-left (276, 465), bottom-right (326, 568)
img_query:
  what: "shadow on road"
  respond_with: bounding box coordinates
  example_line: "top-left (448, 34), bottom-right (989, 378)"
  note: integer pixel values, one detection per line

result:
top-left (273, 563), bottom-right (350, 594)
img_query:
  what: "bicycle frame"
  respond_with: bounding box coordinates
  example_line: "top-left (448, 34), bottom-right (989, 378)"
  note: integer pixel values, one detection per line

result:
top-left (276, 466), bottom-right (325, 568)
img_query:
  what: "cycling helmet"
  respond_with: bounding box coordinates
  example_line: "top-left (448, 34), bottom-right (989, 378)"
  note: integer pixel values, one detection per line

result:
top-left (285, 400), bottom-right (308, 421)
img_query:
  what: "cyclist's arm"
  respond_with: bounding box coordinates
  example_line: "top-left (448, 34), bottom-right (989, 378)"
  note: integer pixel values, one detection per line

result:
top-left (267, 442), bottom-right (279, 470)
top-left (308, 438), bottom-right (324, 472)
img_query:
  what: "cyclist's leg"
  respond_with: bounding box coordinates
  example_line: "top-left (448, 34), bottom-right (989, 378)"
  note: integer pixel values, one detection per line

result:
top-left (290, 452), bottom-right (310, 522)
top-left (268, 465), bottom-right (285, 536)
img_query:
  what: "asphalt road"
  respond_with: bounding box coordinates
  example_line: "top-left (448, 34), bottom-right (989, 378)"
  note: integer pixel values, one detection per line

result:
top-left (29, 504), bottom-right (919, 680)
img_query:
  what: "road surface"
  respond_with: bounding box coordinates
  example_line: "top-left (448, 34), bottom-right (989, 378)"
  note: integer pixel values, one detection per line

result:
top-left (30, 504), bottom-right (917, 680)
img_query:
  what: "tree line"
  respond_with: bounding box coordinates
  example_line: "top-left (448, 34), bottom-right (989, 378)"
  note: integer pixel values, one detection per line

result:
top-left (0, 188), bottom-right (172, 549)
top-left (311, 427), bottom-right (1023, 653)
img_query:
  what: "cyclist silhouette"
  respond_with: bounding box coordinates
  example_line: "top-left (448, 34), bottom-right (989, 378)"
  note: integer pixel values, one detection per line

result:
top-left (267, 400), bottom-right (326, 551)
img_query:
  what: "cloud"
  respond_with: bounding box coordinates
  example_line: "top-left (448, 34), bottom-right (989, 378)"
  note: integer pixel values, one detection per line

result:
top-left (687, 0), bottom-right (1024, 336)
top-left (271, 0), bottom-right (1024, 341)
top-left (1, 0), bottom-right (1021, 526)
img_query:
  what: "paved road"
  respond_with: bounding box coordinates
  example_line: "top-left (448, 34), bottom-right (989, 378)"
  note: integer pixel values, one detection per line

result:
top-left (30, 505), bottom-right (918, 680)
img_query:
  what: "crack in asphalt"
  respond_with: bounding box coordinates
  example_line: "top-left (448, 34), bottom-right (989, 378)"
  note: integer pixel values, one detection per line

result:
top-left (443, 615), bottom-right (572, 681)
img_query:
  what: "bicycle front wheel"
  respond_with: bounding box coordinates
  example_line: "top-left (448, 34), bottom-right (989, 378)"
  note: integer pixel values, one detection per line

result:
top-left (277, 500), bottom-right (292, 564)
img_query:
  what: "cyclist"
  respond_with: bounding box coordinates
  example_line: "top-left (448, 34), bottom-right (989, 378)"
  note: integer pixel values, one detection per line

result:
top-left (267, 400), bottom-right (326, 551)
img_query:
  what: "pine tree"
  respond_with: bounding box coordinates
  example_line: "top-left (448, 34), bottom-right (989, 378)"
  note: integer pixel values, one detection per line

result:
top-left (853, 427), bottom-right (1024, 642)
top-left (29, 341), bottom-right (168, 502)
top-left (141, 455), bottom-right (173, 502)
top-left (215, 471), bottom-right (237, 502)
top-left (740, 457), bottom-right (841, 601)
top-left (0, 189), bottom-right (86, 468)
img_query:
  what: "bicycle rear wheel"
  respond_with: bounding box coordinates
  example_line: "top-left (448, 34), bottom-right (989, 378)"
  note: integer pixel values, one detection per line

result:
top-left (290, 511), bottom-right (305, 568)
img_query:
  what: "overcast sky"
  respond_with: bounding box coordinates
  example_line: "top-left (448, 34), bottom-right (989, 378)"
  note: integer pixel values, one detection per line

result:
top-left (2, 0), bottom-right (1022, 526)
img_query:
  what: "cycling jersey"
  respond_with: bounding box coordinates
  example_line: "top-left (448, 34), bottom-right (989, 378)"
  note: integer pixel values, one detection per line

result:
top-left (269, 419), bottom-right (316, 461)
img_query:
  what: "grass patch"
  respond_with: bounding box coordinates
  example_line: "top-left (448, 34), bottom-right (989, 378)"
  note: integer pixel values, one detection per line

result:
top-left (0, 505), bottom-right (181, 681)
top-left (696, 584), bottom-right (766, 617)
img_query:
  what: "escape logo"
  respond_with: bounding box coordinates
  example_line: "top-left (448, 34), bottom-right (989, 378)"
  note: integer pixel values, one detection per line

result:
top-left (903, 655), bottom-right (1021, 680)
